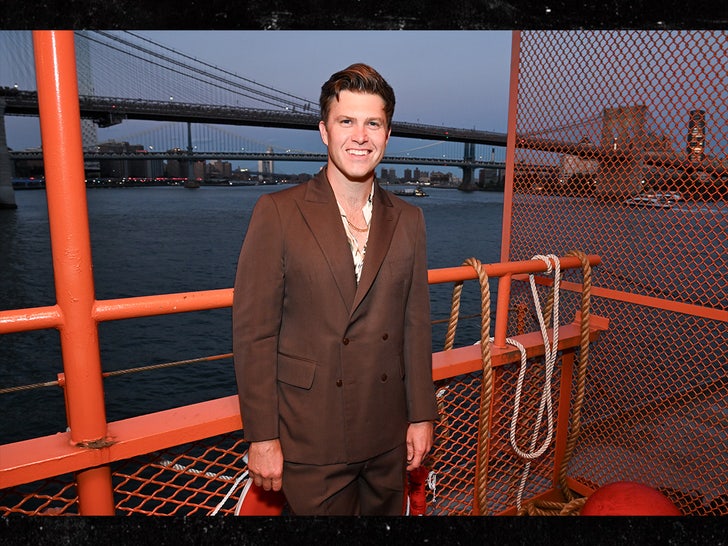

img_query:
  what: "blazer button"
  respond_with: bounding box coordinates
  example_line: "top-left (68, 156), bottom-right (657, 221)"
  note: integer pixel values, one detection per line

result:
top-left (342, 337), bottom-right (350, 345)
top-left (381, 333), bottom-right (389, 340)
top-left (380, 373), bottom-right (388, 382)
top-left (336, 379), bottom-right (343, 387)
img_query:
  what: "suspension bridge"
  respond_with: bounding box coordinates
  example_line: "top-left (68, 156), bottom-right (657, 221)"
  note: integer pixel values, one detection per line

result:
top-left (0, 30), bottom-right (510, 205)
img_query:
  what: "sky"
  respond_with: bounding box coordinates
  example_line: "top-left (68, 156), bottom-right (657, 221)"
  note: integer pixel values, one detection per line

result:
top-left (2, 31), bottom-right (513, 174)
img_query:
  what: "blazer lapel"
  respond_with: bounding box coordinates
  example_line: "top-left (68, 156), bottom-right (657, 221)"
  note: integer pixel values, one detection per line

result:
top-left (297, 172), bottom-right (358, 310)
top-left (352, 184), bottom-right (400, 313)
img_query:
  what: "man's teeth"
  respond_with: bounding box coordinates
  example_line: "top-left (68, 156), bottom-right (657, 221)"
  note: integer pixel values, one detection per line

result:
top-left (348, 150), bottom-right (368, 156)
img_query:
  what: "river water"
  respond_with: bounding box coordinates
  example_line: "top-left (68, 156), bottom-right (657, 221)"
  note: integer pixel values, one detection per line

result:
top-left (0, 185), bottom-right (503, 444)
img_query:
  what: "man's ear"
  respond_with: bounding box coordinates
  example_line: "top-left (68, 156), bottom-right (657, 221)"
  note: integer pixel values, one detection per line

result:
top-left (318, 120), bottom-right (329, 146)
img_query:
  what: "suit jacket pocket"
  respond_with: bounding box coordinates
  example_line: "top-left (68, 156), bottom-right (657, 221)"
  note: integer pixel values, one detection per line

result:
top-left (277, 353), bottom-right (316, 389)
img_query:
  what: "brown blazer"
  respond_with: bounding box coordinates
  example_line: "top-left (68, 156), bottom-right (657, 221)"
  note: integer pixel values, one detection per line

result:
top-left (233, 169), bottom-right (438, 465)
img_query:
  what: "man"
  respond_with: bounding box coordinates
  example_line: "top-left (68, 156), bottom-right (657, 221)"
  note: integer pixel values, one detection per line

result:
top-left (232, 63), bottom-right (438, 515)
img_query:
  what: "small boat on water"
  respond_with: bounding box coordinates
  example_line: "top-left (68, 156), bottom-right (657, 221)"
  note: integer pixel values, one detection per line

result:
top-left (623, 195), bottom-right (674, 208)
top-left (392, 186), bottom-right (429, 197)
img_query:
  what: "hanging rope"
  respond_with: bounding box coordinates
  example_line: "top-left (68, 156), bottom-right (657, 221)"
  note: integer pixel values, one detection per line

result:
top-left (209, 453), bottom-right (249, 515)
top-left (445, 257), bottom-right (492, 514)
top-left (510, 254), bottom-right (560, 462)
top-left (444, 251), bottom-right (593, 516)
top-left (517, 249), bottom-right (593, 516)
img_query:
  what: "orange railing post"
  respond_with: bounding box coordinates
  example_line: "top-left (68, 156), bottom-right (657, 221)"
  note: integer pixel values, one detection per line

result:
top-left (32, 30), bottom-right (115, 515)
top-left (499, 30), bottom-right (521, 264)
top-left (493, 274), bottom-right (512, 348)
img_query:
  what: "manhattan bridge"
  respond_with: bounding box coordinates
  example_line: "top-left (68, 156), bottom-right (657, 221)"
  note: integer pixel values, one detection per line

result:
top-left (0, 30), bottom-right (508, 195)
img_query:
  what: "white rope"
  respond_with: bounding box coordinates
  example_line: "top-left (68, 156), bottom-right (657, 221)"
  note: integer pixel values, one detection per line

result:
top-left (507, 254), bottom-right (562, 510)
top-left (427, 470), bottom-right (438, 504)
top-left (234, 475), bottom-right (254, 516)
top-left (209, 453), bottom-right (249, 516)
top-left (158, 459), bottom-right (236, 482)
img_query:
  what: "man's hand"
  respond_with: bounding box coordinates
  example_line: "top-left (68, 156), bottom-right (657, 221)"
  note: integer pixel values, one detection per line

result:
top-left (405, 421), bottom-right (434, 471)
top-left (247, 438), bottom-right (284, 491)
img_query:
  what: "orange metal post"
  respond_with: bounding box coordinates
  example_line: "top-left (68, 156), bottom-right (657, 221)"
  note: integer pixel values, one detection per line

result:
top-left (32, 31), bottom-right (115, 515)
top-left (499, 30), bottom-right (521, 263)
top-left (493, 274), bottom-right (512, 348)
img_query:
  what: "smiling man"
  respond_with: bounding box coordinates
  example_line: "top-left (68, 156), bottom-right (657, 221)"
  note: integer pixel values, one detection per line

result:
top-left (232, 63), bottom-right (439, 515)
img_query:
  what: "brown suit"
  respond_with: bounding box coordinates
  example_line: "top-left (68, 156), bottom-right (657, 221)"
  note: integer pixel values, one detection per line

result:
top-left (232, 170), bottom-right (438, 467)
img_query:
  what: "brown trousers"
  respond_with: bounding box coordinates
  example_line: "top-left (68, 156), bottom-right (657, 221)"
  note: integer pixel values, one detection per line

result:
top-left (281, 443), bottom-right (407, 515)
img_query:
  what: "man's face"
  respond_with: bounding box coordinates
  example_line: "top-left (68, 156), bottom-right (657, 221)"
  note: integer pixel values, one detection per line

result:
top-left (318, 90), bottom-right (391, 183)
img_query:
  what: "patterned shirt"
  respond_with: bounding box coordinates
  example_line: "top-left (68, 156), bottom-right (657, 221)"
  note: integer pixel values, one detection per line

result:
top-left (337, 184), bottom-right (374, 284)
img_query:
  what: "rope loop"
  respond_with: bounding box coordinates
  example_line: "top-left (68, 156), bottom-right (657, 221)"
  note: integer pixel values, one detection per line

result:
top-left (508, 254), bottom-right (561, 511)
top-left (515, 249), bottom-right (593, 515)
top-left (443, 252), bottom-right (594, 515)
top-left (444, 257), bottom-right (493, 515)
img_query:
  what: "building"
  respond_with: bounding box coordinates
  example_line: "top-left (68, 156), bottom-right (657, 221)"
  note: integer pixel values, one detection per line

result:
top-left (208, 159), bottom-right (233, 179)
top-left (258, 147), bottom-right (274, 183)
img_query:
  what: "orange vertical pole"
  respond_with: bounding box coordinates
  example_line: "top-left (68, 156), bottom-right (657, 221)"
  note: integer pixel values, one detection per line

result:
top-left (552, 351), bottom-right (575, 489)
top-left (493, 274), bottom-right (512, 348)
top-left (500, 30), bottom-right (521, 263)
top-left (32, 30), bottom-right (115, 515)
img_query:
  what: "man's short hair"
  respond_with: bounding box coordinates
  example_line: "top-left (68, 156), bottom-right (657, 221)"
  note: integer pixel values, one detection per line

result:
top-left (319, 63), bottom-right (395, 128)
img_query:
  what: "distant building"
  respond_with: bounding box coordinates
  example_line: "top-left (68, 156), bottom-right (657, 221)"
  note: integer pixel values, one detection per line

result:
top-left (208, 159), bottom-right (232, 179)
top-left (97, 141), bottom-right (147, 179)
top-left (478, 167), bottom-right (505, 190)
top-left (560, 153), bottom-right (599, 180)
top-left (380, 167), bottom-right (398, 183)
top-left (192, 161), bottom-right (205, 180)
top-left (258, 147), bottom-right (274, 182)
top-left (430, 171), bottom-right (453, 186)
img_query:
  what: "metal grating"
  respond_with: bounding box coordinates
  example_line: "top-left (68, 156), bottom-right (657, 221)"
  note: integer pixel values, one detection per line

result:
top-left (505, 30), bottom-right (727, 516)
top-left (0, 432), bottom-right (250, 516)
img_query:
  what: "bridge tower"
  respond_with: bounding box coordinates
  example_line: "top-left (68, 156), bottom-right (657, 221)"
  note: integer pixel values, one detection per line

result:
top-left (597, 104), bottom-right (648, 196)
top-left (76, 31), bottom-right (100, 178)
top-left (458, 142), bottom-right (477, 191)
top-left (0, 98), bottom-right (18, 209)
top-left (258, 147), bottom-right (274, 183)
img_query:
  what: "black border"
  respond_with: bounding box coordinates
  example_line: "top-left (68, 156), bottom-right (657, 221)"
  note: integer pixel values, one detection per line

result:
top-left (2, 515), bottom-right (727, 545)
top-left (1, 0), bottom-right (726, 30)
top-left (2, 0), bottom-right (726, 543)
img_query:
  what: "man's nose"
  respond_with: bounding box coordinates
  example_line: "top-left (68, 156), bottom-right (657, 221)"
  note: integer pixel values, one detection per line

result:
top-left (352, 124), bottom-right (369, 143)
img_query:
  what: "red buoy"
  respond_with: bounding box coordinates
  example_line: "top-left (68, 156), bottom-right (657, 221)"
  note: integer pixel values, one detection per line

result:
top-left (581, 481), bottom-right (682, 516)
top-left (236, 482), bottom-right (286, 515)
top-left (406, 466), bottom-right (430, 515)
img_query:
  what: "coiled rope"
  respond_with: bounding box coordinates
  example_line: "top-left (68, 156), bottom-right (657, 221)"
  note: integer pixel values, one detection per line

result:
top-left (508, 255), bottom-right (560, 512)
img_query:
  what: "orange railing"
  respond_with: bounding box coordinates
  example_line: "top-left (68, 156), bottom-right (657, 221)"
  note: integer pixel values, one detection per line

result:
top-left (0, 253), bottom-right (603, 512)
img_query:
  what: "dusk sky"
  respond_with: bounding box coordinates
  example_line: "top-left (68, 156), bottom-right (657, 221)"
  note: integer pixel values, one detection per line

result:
top-left (2, 30), bottom-right (514, 168)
